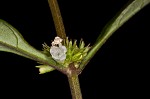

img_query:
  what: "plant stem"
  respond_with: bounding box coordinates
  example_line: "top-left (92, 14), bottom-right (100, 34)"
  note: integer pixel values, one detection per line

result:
top-left (67, 74), bottom-right (83, 99)
top-left (48, 0), bottom-right (66, 39)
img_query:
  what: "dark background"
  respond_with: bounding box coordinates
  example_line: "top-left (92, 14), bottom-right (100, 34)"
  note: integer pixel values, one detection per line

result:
top-left (0, 0), bottom-right (149, 98)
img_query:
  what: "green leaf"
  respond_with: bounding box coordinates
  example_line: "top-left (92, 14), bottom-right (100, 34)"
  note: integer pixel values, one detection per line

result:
top-left (80, 0), bottom-right (150, 70)
top-left (0, 19), bottom-right (57, 66)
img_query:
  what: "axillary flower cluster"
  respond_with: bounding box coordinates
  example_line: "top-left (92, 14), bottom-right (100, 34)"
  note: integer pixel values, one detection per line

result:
top-left (36, 36), bottom-right (90, 74)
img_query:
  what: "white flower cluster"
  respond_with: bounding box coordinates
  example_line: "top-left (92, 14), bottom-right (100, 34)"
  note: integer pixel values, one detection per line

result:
top-left (50, 37), bottom-right (67, 62)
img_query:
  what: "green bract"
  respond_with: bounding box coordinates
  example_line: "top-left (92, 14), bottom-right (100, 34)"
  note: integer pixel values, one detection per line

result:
top-left (63, 37), bottom-right (90, 68)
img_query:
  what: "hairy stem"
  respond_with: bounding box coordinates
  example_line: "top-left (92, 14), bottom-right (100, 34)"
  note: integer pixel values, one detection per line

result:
top-left (48, 0), bottom-right (66, 39)
top-left (67, 74), bottom-right (82, 99)
top-left (66, 63), bottom-right (83, 99)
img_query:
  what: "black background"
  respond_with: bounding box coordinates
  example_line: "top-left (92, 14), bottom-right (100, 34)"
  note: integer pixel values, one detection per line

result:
top-left (0, 0), bottom-right (149, 99)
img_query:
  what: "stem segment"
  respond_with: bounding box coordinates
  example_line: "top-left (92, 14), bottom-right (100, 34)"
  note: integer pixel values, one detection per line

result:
top-left (48, 1), bottom-right (82, 98)
top-left (48, 0), bottom-right (66, 39)
top-left (67, 74), bottom-right (83, 99)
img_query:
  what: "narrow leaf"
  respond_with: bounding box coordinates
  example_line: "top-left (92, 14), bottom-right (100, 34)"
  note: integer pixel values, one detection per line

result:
top-left (80, 0), bottom-right (150, 70)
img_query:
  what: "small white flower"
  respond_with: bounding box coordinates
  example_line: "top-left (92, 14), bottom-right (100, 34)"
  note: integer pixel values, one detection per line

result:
top-left (50, 45), bottom-right (67, 61)
top-left (50, 36), bottom-right (67, 62)
top-left (52, 36), bottom-right (63, 46)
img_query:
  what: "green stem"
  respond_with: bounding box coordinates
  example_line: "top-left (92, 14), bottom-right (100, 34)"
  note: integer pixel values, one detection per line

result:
top-left (67, 74), bottom-right (83, 99)
top-left (48, 0), bottom-right (66, 39)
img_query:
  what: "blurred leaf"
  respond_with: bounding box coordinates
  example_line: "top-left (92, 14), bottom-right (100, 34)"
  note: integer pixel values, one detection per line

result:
top-left (80, 0), bottom-right (150, 70)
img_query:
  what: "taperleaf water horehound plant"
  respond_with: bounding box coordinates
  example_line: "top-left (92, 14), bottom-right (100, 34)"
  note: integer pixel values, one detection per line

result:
top-left (0, 0), bottom-right (150, 99)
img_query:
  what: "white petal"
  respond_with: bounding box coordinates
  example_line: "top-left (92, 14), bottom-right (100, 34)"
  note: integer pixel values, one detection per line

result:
top-left (59, 54), bottom-right (66, 61)
top-left (50, 45), bottom-right (67, 61)
top-left (60, 46), bottom-right (67, 53)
